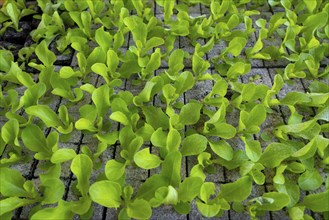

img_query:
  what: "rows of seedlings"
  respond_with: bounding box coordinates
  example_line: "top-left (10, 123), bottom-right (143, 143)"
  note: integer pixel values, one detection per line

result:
top-left (0, 0), bottom-right (328, 219)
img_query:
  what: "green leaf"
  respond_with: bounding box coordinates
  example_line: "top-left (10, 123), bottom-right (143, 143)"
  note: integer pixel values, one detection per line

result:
top-left (133, 81), bottom-right (157, 106)
top-left (75, 118), bottom-right (97, 132)
top-left (132, 0), bottom-right (144, 16)
top-left (86, 47), bottom-right (106, 74)
top-left (1, 119), bottom-right (19, 146)
top-left (192, 51), bottom-right (210, 76)
top-left (0, 197), bottom-right (35, 216)
top-left (179, 103), bottom-right (202, 125)
top-left (165, 131), bottom-right (180, 156)
top-left (178, 177), bottom-right (203, 202)
top-left (21, 124), bottom-right (50, 155)
top-left (303, 0), bottom-right (317, 13)
top-left (136, 174), bottom-right (169, 200)
top-left (41, 178), bottom-right (65, 204)
top-left (127, 199), bottom-right (152, 219)
top-left (298, 170), bottom-right (323, 191)
top-left (124, 16), bottom-right (147, 45)
top-left (219, 176), bottom-right (252, 202)
top-left (134, 148), bottom-right (162, 169)
top-left (0, 50), bottom-right (14, 72)
top-left (31, 200), bottom-right (74, 220)
top-left (144, 48), bottom-right (161, 74)
top-left (21, 83), bottom-right (47, 108)
top-left (168, 49), bottom-right (185, 74)
top-left (105, 160), bottom-right (126, 181)
top-left (196, 201), bottom-right (221, 218)
top-left (180, 134), bottom-right (208, 156)
top-left (71, 154), bottom-right (93, 196)
top-left (95, 131), bottom-right (118, 146)
top-left (292, 137), bottom-right (318, 160)
top-left (150, 128), bottom-right (167, 148)
top-left (89, 180), bottom-right (122, 208)
top-left (50, 149), bottom-right (76, 164)
top-left (258, 143), bottom-right (295, 168)
top-left (9, 62), bottom-right (35, 88)
top-left (0, 168), bottom-right (29, 197)
top-left (107, 49), bottom-right (119, 74)
top-left (92, 84), bottom-right (111, 117)
top-left (174, 201), bottom-right (191, 214)
top-left (110, 111), bottom-right (130, 126)
top-left (303, 11), bottom-right (328, 42)
top-left (275, 179), bottom-right (300, 207)
top-left (209, 140), bottom-right (233, 161)
top-left (301, 190), bottom-right (329, 212)
top-left (226, 62), bottom-right (251, 79)
top-left (142, 106), bottom-right (169, 130)
top-left (254, 192), bottom-right (290, 211)
top-left (241, 136), bottom-right (262, 162)
top-left (25, 105), bottom-right (62, 128)
top-left (150, 185), bottom-right (178, 207)
top-left (225, 37), bottom-right (247, 57)
top-left (174, 71), bottom-right (195, 94)
top-left (144, 37), bottom-right (165, 52)
top-left (204, 122), bottom-right (237, 139)
top-left (6, 3), bottom-right (20, 30)
top-left (211, 0), bottom-right (230, 20)
top-left (199, 182), bottom-right (215, 203)
top-left (227, 14), bottom-right (240, 30)
top-left (239, 104), bottom-right (267, 133)
top-left (35, 40), bottom-right (56, 67)
top-left (95, 26), bottom-right (113, 52)
top-left (163, 0), bottom-right (175, 21)
top-left (160, 151), bottom-right (182, 187)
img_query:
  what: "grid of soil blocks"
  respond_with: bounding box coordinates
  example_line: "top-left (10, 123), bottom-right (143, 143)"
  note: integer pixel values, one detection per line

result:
top-left (0, 0), bottom-right (328, 220)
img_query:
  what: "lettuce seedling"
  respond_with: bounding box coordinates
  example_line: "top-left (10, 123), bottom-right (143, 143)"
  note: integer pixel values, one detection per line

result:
top-left (0, 0), bottom-right (36, 32)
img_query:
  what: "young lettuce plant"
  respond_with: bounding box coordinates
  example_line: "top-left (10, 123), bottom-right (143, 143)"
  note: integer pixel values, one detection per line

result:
top-left (123, 16), bottom-right (165, 80)
top-left (91, 49), bottom-right (123, 86)
top-left (31, 11), bottom-right (67, 50)
top-left (245, 19), bottom-right (271, 60)
top-left (51, 67), bottom-right (84, 103)
top-left (75, 84), bottom-right (112, 133)
top-left (1, 119), bottom-right (20, 158)
top-left (0, 0), bottom-right (36, 33)
top-left (25, 105), bottom-right (73, 134)
top-left (0, 167), bottom-right (40, 219)
top-left (21, 123), bottom-right (61, 160)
